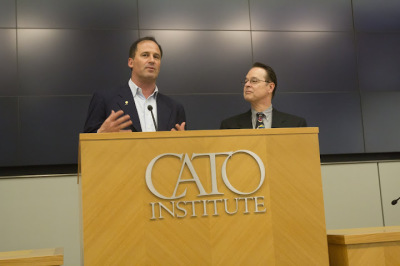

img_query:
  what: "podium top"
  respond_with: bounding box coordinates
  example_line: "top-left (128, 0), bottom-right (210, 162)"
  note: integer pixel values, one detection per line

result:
top-left (327, 226), bottom-right (400, 245)
top-left (0, 248), bottom-right (64, 265)
top-left (80, 127), bottom-right (318, 141)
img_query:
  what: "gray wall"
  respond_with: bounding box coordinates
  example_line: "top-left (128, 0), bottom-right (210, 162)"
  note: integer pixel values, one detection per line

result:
top-left (1, 0), bottom-right (400, 167)
top-left (1, 161), bottom-right (399, 265)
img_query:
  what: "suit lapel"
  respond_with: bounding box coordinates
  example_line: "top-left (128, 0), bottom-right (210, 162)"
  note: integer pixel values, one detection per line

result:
top-left (271, 109), bottom-right (284, 128)
top-left (239, 110), bottom-right (253, 129)
top-left (156, 94), bottom-right (172, 131)
top-left (116, 84), bottom-right (142, 132)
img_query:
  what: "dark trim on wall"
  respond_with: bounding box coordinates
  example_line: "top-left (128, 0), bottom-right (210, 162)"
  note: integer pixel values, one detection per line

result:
top-left (1, 153), bottom-right (400, 177)
top-left (320, 152), bottom-right (400, 163)
top-left (0, 164), bottom-right (78, 177)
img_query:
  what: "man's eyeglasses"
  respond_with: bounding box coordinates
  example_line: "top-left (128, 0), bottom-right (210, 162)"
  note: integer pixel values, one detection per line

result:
top-left (241, 78), bottom-right (270, 86)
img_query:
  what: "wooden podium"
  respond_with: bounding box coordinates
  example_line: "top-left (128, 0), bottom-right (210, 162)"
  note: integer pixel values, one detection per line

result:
top-left (79, 128), bottom-right (329, 265)
top-left (0, 248), bottom-right (63, 266)
top-left (327, 226), bottom-right (400, 265)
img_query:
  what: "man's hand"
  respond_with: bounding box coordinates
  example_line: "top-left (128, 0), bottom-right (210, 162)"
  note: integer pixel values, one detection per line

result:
top-left (171, 122), bottom-right (186, 131)
top-left (97, 110), bottom-right (133, 133)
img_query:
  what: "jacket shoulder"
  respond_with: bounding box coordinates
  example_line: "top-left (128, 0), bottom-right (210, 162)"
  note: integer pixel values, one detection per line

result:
top-left (273, 109), bottom-right (307, 127)
top-left (220, 110), bottom-right (252, 129)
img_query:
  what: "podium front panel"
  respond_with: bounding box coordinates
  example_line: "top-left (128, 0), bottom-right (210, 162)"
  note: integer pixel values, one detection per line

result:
top-left (79, 128), bottom-right (329, 265)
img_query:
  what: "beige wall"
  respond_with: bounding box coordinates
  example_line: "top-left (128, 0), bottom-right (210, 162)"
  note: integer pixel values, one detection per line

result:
top-left (321, 163), bottom-right (383, 229)
top-left (0, 175), bottom-right (81, 266)
top-left (1, 161), bottom-right (399, 265)
top-left (321, 161), bottom-right (400, 229)
top-left (378, 162), bottom-right (400, 226)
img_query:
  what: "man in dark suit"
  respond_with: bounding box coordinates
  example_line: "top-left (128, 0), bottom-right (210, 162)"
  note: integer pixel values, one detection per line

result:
top-left (84, 36), bottom-right (186, 133)
top-left (220, 62), bottom-right (306, 129)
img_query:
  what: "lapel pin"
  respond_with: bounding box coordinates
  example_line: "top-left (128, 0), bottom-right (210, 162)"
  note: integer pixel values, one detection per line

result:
top-left (125, 101), bottom-right (129, 105)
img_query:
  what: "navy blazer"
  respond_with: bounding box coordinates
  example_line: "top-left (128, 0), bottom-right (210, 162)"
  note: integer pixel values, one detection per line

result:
top-left (220, 109), bottom-right (307, 129)
top-left (84, 83), bottom-right (186, 133)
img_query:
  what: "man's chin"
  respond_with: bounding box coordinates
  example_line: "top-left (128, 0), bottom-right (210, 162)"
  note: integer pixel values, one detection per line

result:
top-left (243, 96), bottom-right (252, 103)
top-left (143, 74), bottom-right (158, 80)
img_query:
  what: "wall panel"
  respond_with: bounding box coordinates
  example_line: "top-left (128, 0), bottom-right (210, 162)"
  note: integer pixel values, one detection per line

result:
top-left (170, 94), bottom-right (248, 130)
top-left (378, 162), bottom-right (400, 226)
top-left (139, 0), bottom-right (250, 30)
top-left (357, 33), bottom-right (400, 92)
top-left (0, 0), bottom-right (399, 166)
top-left (19, 96), bottom-right (91, 165)
top-left (0, 98), bottom-right (18, 167)
top-left (362, 92), bottom-right (400, 153)
top-left (141, 30), bottom-right (253, 94)
top-left (252, 32), bottom-right (358, 92)
top-left (250, 0), bottom-right (353, 31)
top-left (353, 0), bottom-right (400, 31)
top-left (0, 0), bottom-right (15, 28)
top-left (17, 29), bottom-right (138, 96)
top-left (321, 163), bottom-right (383, 230)
top-left (17, 0), bottom-right (138, 29)
top-left (0, 29), bottom-right (17, 96)
top-left (0, 176), bottom-right (81, 266)
top-left (273, 92), bottom-right (364, 154)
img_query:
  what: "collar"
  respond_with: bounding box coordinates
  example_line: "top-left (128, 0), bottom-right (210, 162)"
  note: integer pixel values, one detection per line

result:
top-left (251, 105), bottom-right (273, 117)
top-left (128, 79), bottom-right (158, 98)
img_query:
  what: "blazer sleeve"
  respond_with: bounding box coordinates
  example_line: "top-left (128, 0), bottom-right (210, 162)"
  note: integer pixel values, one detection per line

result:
top-left (83, 90), bottom-right (108, 133)
top-left (177, 103), bottom-right (187, 129)
top-left (220, 119), bottom-right (230, 129)
top-left (299, 117), bottom-right (307, 127)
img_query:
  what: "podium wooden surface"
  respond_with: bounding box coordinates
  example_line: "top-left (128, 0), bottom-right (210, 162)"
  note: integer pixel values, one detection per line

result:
top-left (0, 248), bottom-right (63, 266)
top-left (327, 226), bottom-right (400, 266)
top-left (79, 128), bottom-right (329, 265)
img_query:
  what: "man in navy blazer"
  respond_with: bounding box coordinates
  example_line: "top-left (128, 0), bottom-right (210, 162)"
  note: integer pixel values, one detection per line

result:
top-left (220, 62), bottom-right (306, 129)
top-left (84, 36), bottom-right (186, 133)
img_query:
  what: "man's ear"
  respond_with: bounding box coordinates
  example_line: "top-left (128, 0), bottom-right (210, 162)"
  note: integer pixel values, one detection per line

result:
top-left (268, 82), bottom-right (275, 94)
top-left (128, 57), bottom-right (134, 68)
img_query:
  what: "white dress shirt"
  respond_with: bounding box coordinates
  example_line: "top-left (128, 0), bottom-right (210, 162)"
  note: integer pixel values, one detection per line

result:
top-left (128, 79), bottom-right (158, 132)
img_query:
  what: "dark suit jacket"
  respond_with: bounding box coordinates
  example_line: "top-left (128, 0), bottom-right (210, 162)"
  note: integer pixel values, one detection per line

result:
top-left (220, 109), bottom-right (307, 129)
top-left (84, 83), bottom-right (186, 133)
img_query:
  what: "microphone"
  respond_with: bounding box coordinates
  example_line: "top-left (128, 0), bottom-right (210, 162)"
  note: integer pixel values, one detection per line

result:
top-left (392, 196), bottom-right (400, 205)
top-left (147, 105), bottom-right (158, 131)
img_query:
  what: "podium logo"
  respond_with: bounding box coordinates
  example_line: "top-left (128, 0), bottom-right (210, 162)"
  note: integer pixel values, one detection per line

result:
top-left (146, 150), bottom-right (267, 220)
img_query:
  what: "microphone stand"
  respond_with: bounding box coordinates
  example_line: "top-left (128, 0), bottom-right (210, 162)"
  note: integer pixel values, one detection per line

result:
top-left (147, 105), bottom-right (158, 131)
